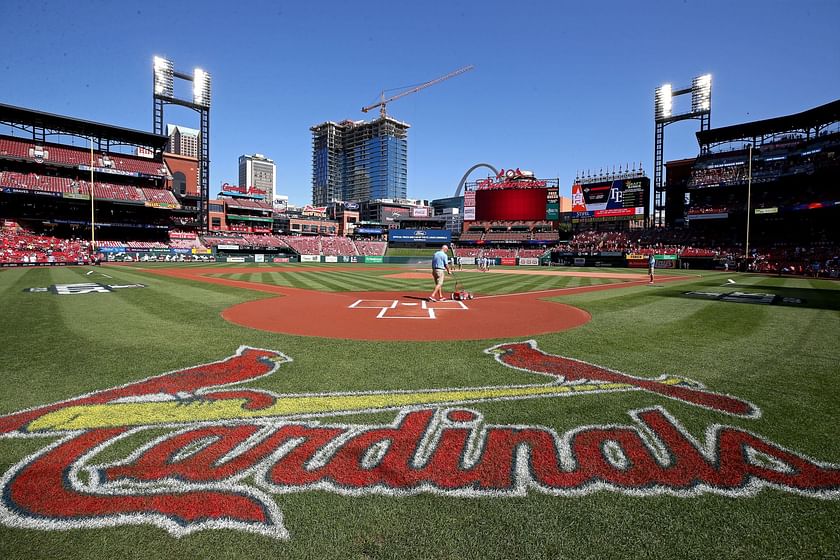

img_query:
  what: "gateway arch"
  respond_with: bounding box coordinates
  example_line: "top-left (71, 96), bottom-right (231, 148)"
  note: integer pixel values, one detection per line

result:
top-left (454, 163), bottom-right (499, 197)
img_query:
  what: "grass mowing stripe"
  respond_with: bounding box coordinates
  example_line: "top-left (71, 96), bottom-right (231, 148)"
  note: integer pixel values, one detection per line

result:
top-left (324, 271), bottom-right (386, 291)
top-left (304, 271), bottom-right (367, 292)
top-left (319, 271), bottom-right (387, 291)
top-left (466, 275), bottom-right (520, 294)
top-left (327, 271), bottom-right (399, 292)
top-left (281, 271), bottom-right (337, 291)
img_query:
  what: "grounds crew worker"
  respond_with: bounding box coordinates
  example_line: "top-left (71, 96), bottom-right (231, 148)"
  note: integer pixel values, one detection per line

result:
top-left (429, 244), bottom-right (452, 301)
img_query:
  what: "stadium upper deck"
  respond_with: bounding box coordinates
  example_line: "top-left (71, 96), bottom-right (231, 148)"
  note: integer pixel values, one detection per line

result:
top-left (663, 99), bottom-right (840, 249)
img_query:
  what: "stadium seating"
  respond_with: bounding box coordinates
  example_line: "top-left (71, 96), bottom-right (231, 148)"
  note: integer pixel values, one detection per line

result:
top-left (354, 240), bottom-right (387, 256)
top-left (201, 236), bottom-right (246, 247)
top-left (0, 227), bottom-right (91, 264)
top-left (320, 236), bottom-right (356, 256)
top-left (0, 136), bottom-right (167, 177)
top-left (140, 189), bottom-right (179, 205)
top-left (279, 236), bottom-right (321, 255)
top-left (225, 199), bottom-right (272, 211)
top-left (92, 183), bottom-right (142, 202)
top-left (106, 155), bottom-right (167, 177)
top-left (241, 235), bottom-right (288, 248)
top-left (0, 137), bottom-right (32, 159)
top-left (126, 241), bottom-right (168, 250)
top-left (0, 172), bottom-right (76, 193)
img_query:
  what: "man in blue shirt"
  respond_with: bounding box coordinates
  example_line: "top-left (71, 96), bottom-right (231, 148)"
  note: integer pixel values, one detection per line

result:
top-left (429, 244), bottom-right (452, 301)
top-left (648, 254), bottom-right (656, 284)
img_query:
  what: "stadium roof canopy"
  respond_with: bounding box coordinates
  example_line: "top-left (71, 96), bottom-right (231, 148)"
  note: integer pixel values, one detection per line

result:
top-left (0, 102), bottom-right (168, 149)
top-left (696, 98), bottom-right (840, 146)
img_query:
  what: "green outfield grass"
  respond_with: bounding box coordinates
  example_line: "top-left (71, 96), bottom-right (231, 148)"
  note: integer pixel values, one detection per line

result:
top-left (0, 263), bottom-right (838, 560)
top-left (384, 247), bottom-right (439, 256)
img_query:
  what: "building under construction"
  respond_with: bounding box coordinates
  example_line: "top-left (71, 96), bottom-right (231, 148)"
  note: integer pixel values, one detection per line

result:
top-left (311, 117), bottom-right (409, 205)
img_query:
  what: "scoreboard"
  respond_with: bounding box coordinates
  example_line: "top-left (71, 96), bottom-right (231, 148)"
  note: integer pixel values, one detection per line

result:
top-left (475, 188), bottom-right (548, 221)
top-left (463, 177), bottom-right (561, 222)
top-left (571, 177), bottom-right (649, 222)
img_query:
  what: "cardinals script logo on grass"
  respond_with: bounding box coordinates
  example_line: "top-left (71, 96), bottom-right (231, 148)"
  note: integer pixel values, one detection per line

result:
top-left (1, 342), bottom-right (838, 540)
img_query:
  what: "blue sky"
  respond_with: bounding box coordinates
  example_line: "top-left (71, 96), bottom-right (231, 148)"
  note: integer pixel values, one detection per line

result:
top-left (2, 0), bottom-right (838, 205)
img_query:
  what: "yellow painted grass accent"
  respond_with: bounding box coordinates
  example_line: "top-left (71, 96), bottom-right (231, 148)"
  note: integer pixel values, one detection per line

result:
top-left (26, 382), bottom-right (640, 432)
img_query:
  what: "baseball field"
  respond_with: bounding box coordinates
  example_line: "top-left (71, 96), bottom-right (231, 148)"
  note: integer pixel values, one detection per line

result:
top-left (0, 262), bottom-right (838, 559)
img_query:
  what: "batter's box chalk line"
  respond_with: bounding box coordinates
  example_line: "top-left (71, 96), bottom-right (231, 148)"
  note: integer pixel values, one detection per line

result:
top-left (348, 299), bottom-right (468, 319)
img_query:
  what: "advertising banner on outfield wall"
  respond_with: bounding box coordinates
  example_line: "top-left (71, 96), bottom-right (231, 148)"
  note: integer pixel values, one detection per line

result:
top-left (365, 256), bottom-right (384, 263)
top-left (254, 254), bottom-right (265, 263)
top-left (519, 258), bottom-right (539, 266)
top-left (339, 256), bottom-right (360, 263)
top-left (500, 257), bottom-right (516, 266)
top-left (226, 257), bottom-right (246, 263)
top-left (388, 229), bottom-right (452, 243)
top-left (300, 255), bottom-right (320, 262)
top-left (574, 258), bottom-right (586, 266)
top-left (460, 257), bottom-right (476, 265)
top-left (324, 256), bottom-right (338, 263)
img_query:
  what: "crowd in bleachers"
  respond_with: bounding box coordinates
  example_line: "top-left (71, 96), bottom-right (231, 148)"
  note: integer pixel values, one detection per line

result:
top-left (562, 229), bottom-right (731, 257)
top-left (548, 228), bottom-right (839, 275)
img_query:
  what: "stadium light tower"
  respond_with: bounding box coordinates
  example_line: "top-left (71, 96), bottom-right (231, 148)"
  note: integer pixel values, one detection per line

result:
top-left (152, 56), bottom-right (211, 232)
top-left (653, 74), bottom-right (712, 227)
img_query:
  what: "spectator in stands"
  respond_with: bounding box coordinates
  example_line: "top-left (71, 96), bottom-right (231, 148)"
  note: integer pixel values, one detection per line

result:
top-left (428, 244), bottom-right (452, 302)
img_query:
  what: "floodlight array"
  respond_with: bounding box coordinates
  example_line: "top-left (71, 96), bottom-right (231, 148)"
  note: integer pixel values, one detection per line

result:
top-left (655, 84), bottom-right (672, 121)
top-left (153, 56), bottom-right (174, 98)
top-left (193, 68), bottom-right (212, 108)
top-left (691, 74), bottom-right (712, 113)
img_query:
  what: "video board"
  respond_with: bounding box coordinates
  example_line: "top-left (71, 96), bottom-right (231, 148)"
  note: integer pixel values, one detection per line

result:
top-left (571, 177), bottom-right (649, 221)
top-left (475, 188), bottom-right (548, 221)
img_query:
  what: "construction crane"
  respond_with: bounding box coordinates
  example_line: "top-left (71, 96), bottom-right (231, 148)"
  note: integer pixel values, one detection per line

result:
top-left (362, 65), bottom-right (474, 118)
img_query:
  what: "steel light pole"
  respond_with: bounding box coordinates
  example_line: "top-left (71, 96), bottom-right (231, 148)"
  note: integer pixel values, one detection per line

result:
top-left (744, 143), bottom-right (753, 259)
top-left (89, 136), bottom-right (95, 253)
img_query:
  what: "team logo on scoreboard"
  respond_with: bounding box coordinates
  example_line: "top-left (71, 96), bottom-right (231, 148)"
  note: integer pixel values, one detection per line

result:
top-left (0, 342), bottom-right (837, 539)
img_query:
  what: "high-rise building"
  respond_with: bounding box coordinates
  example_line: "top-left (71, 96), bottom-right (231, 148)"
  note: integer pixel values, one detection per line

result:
top-left (238, 153), bottom-right (276, 199)
top-left (166, 124), bottom-right (199, 158)
top-left (311, 117), bottom-right (409, 205)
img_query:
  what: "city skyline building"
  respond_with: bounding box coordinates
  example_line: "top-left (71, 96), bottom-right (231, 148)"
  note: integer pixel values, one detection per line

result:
top-left (166, 124), bottom-right (199, 159)
top-left (238, 153), bottom-right (276, 199)
top-left (311, 117), bottom-right (409, 205)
